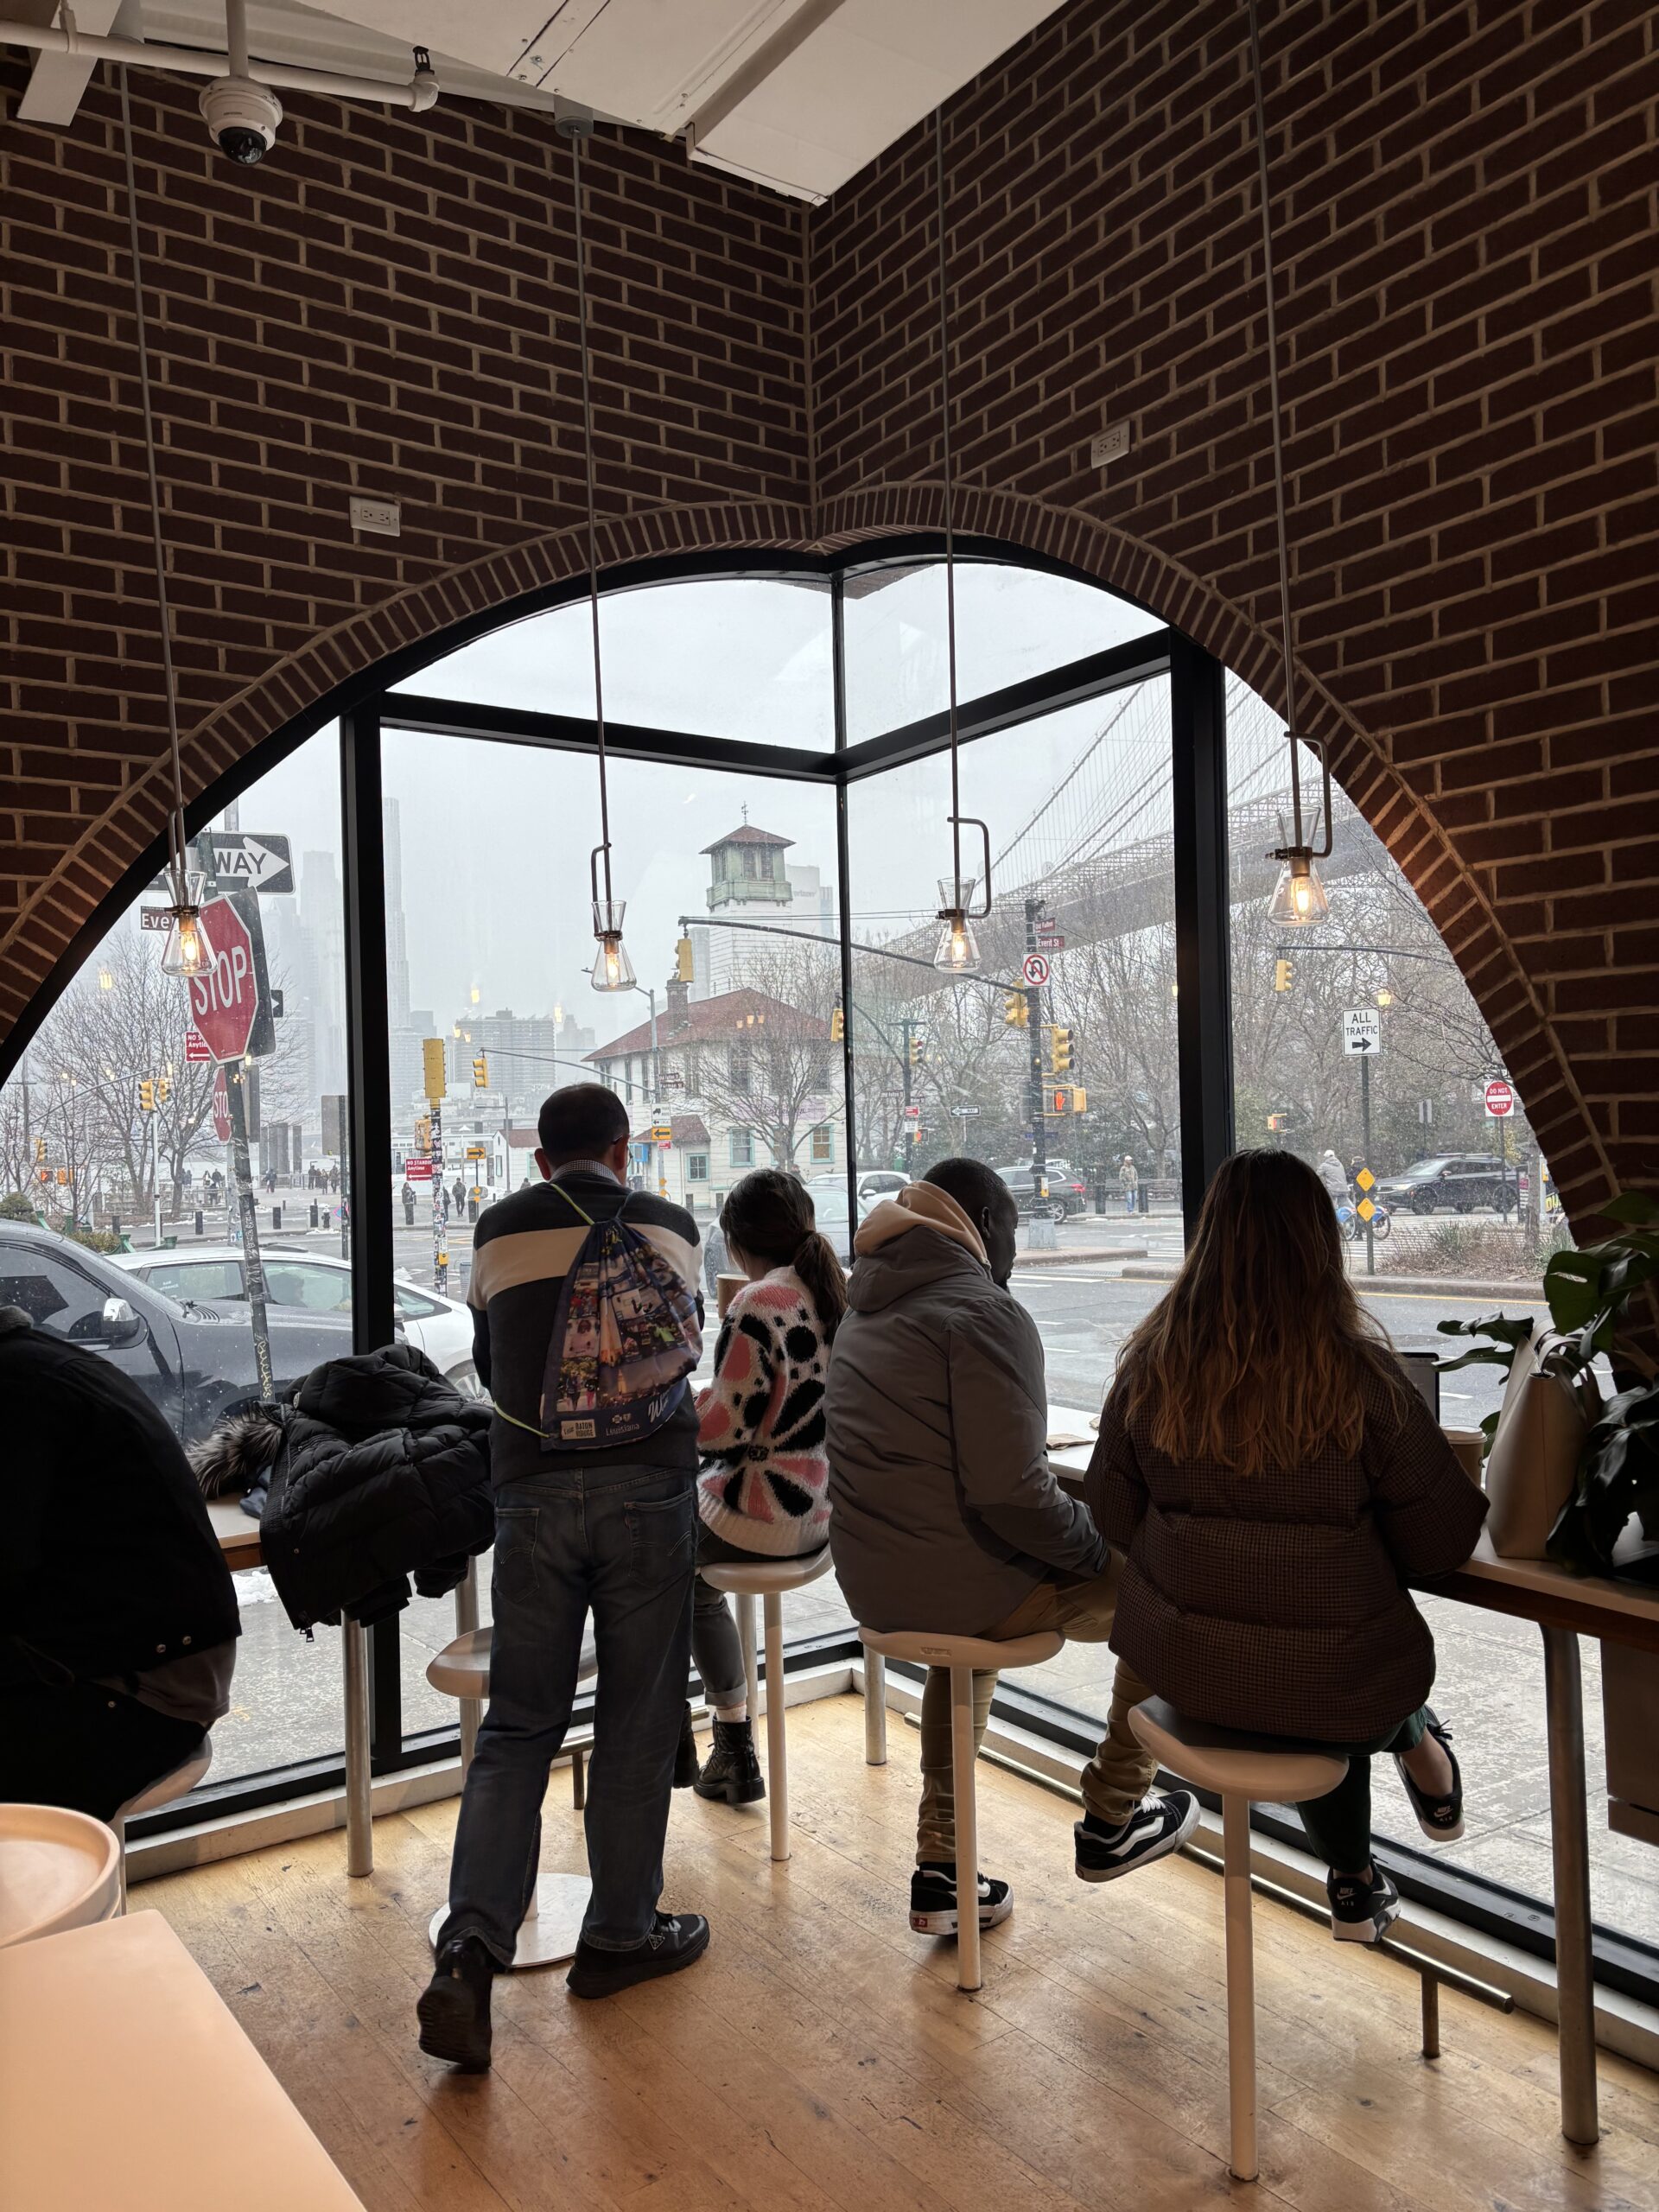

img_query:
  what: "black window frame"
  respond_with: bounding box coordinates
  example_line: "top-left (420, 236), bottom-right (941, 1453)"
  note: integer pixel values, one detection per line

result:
top-left (13, 535), bottom-right (1649, 2010)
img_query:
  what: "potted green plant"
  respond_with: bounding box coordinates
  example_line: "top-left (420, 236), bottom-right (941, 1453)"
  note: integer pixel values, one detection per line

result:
top-left (1436, 1191), bottom-right (1658, 1582)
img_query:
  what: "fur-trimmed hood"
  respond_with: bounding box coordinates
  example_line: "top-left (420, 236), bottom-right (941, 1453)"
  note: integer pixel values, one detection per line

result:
top-left (189, 1404), bottom-right (289, 1498)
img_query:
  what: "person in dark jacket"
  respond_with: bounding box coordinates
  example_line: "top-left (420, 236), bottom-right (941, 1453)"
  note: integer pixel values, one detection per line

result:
top-left (419, 1084), bottom-right (709, 2072)
top-left (1088, 1148), bottom-right (1488, 1944)
top-left (190, 1345), bottom-right (493, 1631)
top-left (0, 1306), bottom-right (239, 1821)
top-left (826, 1160), bottom-right (1197, 1942)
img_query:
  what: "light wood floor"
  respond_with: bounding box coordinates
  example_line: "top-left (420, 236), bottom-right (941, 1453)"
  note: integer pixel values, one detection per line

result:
top-left (143, 1694), bottom-right (1659, 2212)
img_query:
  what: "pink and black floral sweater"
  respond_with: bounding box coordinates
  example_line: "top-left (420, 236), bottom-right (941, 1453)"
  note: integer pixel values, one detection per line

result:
top-left (695, 1266), bottom-right (831, 1557)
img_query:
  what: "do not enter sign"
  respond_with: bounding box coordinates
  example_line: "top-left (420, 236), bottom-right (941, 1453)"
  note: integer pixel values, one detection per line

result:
top-left (1484, 1077), bottom-right (1515, 1119)
top-left (186, 897), bottom-right (260, 1063)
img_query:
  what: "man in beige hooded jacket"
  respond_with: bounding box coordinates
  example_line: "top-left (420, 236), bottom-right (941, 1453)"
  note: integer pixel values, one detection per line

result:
top-left (826, 1159), bottom-right (1197, 1937)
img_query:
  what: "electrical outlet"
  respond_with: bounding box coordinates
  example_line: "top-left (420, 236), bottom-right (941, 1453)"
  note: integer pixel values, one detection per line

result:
top-left (1090, 424), bottom-right (1131, 468)
top-left (349, 495), bottom-right (401, 537)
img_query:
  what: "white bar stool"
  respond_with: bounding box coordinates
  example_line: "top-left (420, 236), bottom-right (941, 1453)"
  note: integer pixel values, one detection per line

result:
top-left (698, 1548), bottom-right (832, 1863)
top-left (1129, 1697), bottom-right (1347, 2183)
top-left (855, 1624), bottom-right (1063, 1993)
top-left (0, 1804), bottom-right (122, 1948)
top-left (423, 1622), bottom-right (598, 1969)
top-left (113, 1743), bottom-right (214, 1909)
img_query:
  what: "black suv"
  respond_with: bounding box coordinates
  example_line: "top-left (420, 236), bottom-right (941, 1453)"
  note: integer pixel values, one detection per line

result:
top-left (1373, 1154), bottom-right (1516, 1215)
top-left (996, 1164), bottom-right (1087, 1224)
top-left (0, 1220), bottom-right (361, 1442)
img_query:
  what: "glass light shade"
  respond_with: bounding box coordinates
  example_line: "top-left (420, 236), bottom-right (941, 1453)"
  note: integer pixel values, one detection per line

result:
top-left (159, 900), bottom-right (214, 977)
top-left (590, 901), bottom-right (636, 993)
top-left (1267, 850), bottom-right (1330, 927)
top-left (932, 908), bottom-right (980, 975)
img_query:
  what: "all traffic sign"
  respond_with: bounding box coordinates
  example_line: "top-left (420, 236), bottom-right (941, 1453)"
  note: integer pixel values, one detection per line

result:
top-left (187, 899), bottom-right (259, 1063)
top-left (1484, 1077), bottom-right (1515, 1118)
top-left (1342, 1008), bottom-right (1382, 1056)
top-left (1021, 952), bottom-right (1052, 988)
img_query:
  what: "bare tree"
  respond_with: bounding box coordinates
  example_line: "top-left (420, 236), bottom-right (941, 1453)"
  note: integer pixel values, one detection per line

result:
top-left (690, 946), bottom-right (842, 1172)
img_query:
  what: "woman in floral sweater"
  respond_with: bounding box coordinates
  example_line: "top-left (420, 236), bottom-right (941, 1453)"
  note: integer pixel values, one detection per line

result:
top-left (684, 1169), bottom-right (846, 1804)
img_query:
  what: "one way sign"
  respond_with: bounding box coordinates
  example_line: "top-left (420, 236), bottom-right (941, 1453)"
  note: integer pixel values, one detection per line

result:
top-left (1342, 1007), bottom-right (1382, 1056)
top-left (149, 832), bottom-right (293, 897)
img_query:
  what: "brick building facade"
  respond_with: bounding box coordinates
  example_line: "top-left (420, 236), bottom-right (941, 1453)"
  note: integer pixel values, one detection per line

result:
top-left (3, 0), bottom-right (1656, 1227)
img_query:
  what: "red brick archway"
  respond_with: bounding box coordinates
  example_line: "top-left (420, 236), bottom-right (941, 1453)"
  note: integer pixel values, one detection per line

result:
top-left (1, 486), bottom-right (1614, 1227)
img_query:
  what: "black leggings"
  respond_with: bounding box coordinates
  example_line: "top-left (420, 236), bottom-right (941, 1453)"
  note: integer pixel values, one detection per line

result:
top-left (690, 1526), bottom-right (753, 1710)
top-left (1295, 1707), bottom-right (1429, 1872)
top-left (2, 1680), bottom-right (206, 1823)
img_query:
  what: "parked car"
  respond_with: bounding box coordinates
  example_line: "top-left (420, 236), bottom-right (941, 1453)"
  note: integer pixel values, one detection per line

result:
top-left (995, 1163), bottom-right (1086, 1224)
top-left (0, 1220), bottom-right (364, 1444)
top-left (1372, 1154), bottom-right (1517, 1215)
top-left (113, 1243), bottom-right (480, 1395)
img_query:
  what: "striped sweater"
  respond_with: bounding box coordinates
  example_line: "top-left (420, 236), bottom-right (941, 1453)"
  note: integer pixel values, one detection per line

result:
top-left (696, 1267), bottom-right (831, 1557)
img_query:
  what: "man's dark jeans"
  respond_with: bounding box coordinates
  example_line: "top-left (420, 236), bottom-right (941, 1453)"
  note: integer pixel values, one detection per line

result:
top-left (441, 1463), bottom-right (696, 1962)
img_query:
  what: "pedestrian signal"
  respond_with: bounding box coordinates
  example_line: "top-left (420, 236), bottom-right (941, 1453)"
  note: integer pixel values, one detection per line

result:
top-left (830, 1008), bottom-right (844, 1043)
top-left (1274, 959), bottom-right (1293, 992)
top-left (1004, 993), bottom-right (1028, 1027)
top-left (472, 1053), bottom-right (489, 1090)
top-left (137, 1079), bottom-right (156, 1113)
top-left (1071, 1086), bottom-right (1087, 1113)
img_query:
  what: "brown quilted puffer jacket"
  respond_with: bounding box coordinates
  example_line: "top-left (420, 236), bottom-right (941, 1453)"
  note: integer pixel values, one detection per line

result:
top-left (1086, 1364), bottom-right (1487, 1744)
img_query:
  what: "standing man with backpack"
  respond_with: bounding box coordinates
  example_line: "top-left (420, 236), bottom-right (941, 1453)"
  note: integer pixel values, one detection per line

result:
top-left (419, 1084), bottom-right (708, 2069)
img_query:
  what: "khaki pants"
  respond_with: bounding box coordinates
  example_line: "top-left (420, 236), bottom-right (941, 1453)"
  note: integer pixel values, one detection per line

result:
top-left (916, 1554), bottom-right (1155, 1865)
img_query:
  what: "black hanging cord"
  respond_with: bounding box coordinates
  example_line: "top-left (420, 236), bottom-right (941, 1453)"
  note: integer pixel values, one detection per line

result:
top-left (568, 124), bottom-right (613, 908)
top-left (118, 69), bottom-right (190, 903)
top-left (1245, 0), bottom-right (1303, 846)
top-left (933, 105), bottom-right (962, 906)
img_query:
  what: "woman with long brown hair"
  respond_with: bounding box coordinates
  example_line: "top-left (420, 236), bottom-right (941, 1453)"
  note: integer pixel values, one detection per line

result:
top-left (1087, 1148), bottom-right (1487, 1943)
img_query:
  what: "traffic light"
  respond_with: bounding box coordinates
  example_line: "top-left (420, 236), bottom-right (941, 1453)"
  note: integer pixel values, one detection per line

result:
top-left (676, 935), bottom-right (696, 983)
top-left (34, 1137), bottom-right (46, 1162)
top-left (1048, 1026), bottom-right (1072, 1074)
top-left (1004, 992), bottom-right (1028, 1027)
top-left (137, 1078), bottom-right (156, 1113)
top-left (907, 1032), bottom-right (923, 1068)
top-left (155, 1075), bottom-right (170, 1104)
top-left (830, 1007), bottom-right (844, 1043)
top-left (1274, 958), bottom-right (1293, 993)
top-left (472, 1053), bottom-right (489, 1090)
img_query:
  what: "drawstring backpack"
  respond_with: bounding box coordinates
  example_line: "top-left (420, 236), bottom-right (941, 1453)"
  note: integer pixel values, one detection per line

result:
top-left (518, 1182), bottom-right (701, 1448)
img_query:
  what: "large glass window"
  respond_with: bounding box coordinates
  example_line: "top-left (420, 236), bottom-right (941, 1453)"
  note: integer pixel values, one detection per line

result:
top-left (0, 723), bottom-right (352, 1792)
top-left (8, 549), bottom-right (1647, 1993)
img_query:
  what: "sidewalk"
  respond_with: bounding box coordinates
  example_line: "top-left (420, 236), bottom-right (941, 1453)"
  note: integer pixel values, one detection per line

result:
top-left (1121, 1260), bottom-right (1548, 1302)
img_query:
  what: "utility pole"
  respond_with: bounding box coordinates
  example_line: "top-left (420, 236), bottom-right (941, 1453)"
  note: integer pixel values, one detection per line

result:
top-left (1025, 899), bottom-right (1047, 1203)
top-left (1359, 1048), bottom-right (1374, 1277)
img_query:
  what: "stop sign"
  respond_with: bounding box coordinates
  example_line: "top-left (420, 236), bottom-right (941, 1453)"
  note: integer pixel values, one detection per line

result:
top-left (1484, 1077), bottom-right (1515, 1118)
top-left (212, 1067), bottom-right (232, 1143)
top-left (186, 897), bottom-right (258, 1063)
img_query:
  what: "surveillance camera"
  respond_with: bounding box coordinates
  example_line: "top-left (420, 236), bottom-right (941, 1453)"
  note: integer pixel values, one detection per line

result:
top-left (200, 75), bottom-right (283, 165)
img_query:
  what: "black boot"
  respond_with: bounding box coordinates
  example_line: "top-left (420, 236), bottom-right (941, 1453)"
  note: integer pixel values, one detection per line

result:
top-left (693, 1716), bottom-right (765, 1805)
top-left (674, 1701), bottom-right (702, 1789)
top-left (416, 1934), bottom-right (495, 2070)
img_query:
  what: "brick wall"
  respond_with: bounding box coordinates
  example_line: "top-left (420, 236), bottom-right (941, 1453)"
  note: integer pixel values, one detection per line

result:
top-left (813, 0), bottom-right (1659, 1220)
top-left (0, 64), bottom-right (810, 1036)
top-left (4, 0), bottom-right (1657, 1226)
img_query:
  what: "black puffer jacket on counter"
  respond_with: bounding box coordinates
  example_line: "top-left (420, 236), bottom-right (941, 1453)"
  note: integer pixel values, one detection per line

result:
top-left (228, 1345), bottom-right (491, 1632)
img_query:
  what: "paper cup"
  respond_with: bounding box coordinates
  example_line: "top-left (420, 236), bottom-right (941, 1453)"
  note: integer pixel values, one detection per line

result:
top-left (1443, 1427), bottom-right (1485, 1485)
top-left (716, 1272), bottom-right (747, 1319)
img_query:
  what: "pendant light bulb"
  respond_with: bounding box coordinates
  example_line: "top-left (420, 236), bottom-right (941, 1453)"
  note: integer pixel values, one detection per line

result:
top-left (933, 879), bottom-right (980, 974)
top-left (159, 873), bottom-right (215, 977)
top-left (591, 901), bottom-right (635, 993)
top-left (1267, 849), bottom-right (1330, 928)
